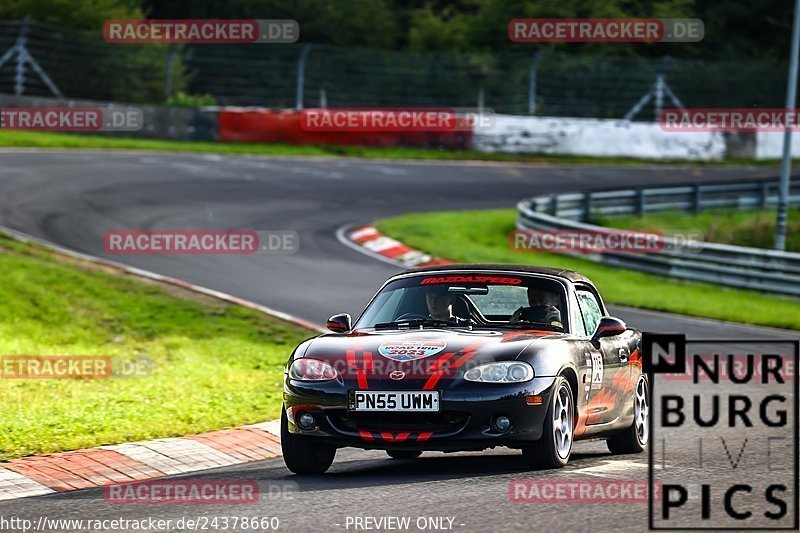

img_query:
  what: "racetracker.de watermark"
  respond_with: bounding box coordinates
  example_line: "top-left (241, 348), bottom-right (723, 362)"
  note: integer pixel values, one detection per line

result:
top-left (104, 479), bottom-right (298, 504)
top-left (104, 230), bottom-right (299, 255)
top-left (104, 19), bottom-right (298, 43)
top-left (105, 480), bottom-right (257, 504)
top-left (660, 108), bottom-right (800, 132)
top-left (509, 18), bottom-right (703, 43)
top-left (0, 355), bottom-right (152, 379)
top-left (509, 479), bottom-right (661, 503)
top-left (0, 107), bottom-right (142, 131)
top-left (510, 228), bottom-right (704, 254)
top-left (300, 108), bottom-right (493, 132)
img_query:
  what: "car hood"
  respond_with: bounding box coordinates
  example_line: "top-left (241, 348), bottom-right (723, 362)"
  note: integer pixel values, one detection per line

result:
top-left (295, 328), bottom-right (566, 386)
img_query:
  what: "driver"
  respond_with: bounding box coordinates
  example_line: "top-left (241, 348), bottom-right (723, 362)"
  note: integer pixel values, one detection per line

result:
top-left (510, 287), bottom-right (562, 326)
top-left (425, 286), bottom-right (468, 324)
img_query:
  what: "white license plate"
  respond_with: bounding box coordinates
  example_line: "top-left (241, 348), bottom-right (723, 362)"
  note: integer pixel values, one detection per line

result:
top-left (348, 391), bottom-right (440, 412)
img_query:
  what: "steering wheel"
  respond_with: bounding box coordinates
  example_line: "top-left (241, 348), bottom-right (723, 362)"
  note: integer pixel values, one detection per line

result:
top-left (395, 313), bottom-right (430, 321)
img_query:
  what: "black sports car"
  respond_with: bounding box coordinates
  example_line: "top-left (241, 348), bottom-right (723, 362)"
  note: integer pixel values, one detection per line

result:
top-left (281, 264), bottom-right (648, 473)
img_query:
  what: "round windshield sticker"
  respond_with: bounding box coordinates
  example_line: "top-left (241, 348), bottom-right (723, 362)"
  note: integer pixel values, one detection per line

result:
top-left (378, 339), bottom-right (446, 362)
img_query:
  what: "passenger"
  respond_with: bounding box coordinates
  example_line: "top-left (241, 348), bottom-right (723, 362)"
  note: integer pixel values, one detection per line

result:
top-left (510, 287), bottom-right (562, 325)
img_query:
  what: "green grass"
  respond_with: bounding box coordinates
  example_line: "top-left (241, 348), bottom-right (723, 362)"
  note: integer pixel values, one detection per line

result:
top-left (596, 208), bottom-right (800, 253)
top-left (375, 209), bottom-right (800, 331)
top-left (0, 130), bottom-right (785, 166)
top-left (0, 234), bottom-right (313, 461)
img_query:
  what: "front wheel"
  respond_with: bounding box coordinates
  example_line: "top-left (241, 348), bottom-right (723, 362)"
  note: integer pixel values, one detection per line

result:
top-left (607, 375), bottom-right (649, 454)
top-left (281, 409), bottom-right (336, 474)
top-left (522, 376), bottom-right (574, 469)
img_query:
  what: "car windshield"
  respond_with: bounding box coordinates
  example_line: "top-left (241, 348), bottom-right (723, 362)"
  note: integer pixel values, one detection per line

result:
top-left (355, 273), bottom-right (568, 331)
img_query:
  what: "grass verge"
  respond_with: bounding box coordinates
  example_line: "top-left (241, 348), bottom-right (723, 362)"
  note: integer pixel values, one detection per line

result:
top-left (0, 130), bottom-right (783, 166)
top-left (596, 208), bottom-right (800, 253)
top-left (0, 233), bottom-right (313, 461)
top-left (374, 209), bottom-right (800, 331)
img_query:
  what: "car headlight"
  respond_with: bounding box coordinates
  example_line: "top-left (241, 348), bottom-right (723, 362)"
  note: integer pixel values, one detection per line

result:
top-left (463, 362), bottom-right (534, 383)
top-left (288, 358), bottom-right (340, 381)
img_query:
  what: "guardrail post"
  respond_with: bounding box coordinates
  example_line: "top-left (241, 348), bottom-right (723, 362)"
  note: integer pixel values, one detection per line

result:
top-left (584, 192), bottom-right (593, 222)
top-left (13, 18), bottom-right (29, 96)
top-left (295, 44), bottom-right (312, 110)
top-left (549, 195), bottom-right (558, 216)
top-left (635, 189), bottom-right (645, 216)
top-left (528, 51), bottom-right (542, 115)
top-left (692, 184), bottom-right (702, 214)
top-left (761, 181), bottom-right (770, 209)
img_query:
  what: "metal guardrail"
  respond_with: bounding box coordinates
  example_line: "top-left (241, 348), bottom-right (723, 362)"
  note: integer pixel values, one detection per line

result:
top-left (517, 178), bottom-right (800, 297)
top-left (531, 178), bottom-right (800, 221)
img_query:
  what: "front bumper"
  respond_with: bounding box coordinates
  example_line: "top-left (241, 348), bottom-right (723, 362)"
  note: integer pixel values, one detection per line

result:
top-left (283, 376), bottom-right (558, 451)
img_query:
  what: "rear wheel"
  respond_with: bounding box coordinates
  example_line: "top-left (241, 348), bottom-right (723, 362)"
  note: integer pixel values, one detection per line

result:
top-left (607, 375), bottom-right (649, 454)
top-left (281, 409), bottom-right (336, 474)
top-left (522, 376), bottom-right (574, 469)
top-left (386, 450), bottom-right (422, 460)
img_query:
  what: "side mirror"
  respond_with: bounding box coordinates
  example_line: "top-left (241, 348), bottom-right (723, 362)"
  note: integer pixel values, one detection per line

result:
top-left (326, 313), bottom-right (352, 333)
top-left (591, 316), bottom-right (627, 341)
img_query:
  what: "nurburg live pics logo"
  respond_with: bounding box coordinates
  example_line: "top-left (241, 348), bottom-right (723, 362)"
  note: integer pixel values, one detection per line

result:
top-left (644, 333), bottom-right (799, 530)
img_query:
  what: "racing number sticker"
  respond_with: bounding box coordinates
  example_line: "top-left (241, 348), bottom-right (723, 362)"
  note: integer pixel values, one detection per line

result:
top-left (590, 351), bottom-right (603, 389)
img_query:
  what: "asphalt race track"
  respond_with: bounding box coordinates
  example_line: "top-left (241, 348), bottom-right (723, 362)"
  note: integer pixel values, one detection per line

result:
top-left (0, 150), bottom-right (797, 532)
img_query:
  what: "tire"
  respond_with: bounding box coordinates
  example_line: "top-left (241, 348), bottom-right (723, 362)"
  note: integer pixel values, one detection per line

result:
top-left (522, 376), bottom-right (574, 469)
top-left (386, 450), bottom-right (422, 460)
top-left (607, 375), bottom-right (649, 454)
top-left (281, 409), bottom-right (336, 474)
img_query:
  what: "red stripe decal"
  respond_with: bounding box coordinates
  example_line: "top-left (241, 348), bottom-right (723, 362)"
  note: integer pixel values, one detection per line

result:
top-left (417, 432), bottom-right (433, 441)
top-left (363, 351), bottom-right (373, 371)
top-left (424, 347), bottom-right (480, 390)
top-left (452, 350), bottom-right (479, 369)
top-left (356, 368), bottom-right (368, 389)
top-left (428, 352), bottom-right (456, 372)
top-left (359, 430), bottom-right (374, 441)
top-left (422, 370), bottom-right (445, 390)
top-left (355, 345), bottom-right (368, 388)
top-left (378, 432), bottom-right (411, 443)
top-left (348, 346), bottom-right (369, 389)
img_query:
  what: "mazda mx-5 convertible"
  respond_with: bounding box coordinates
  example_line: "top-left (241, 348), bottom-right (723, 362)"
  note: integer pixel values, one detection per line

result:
top-left (281, 264), bottom-right (648, 474)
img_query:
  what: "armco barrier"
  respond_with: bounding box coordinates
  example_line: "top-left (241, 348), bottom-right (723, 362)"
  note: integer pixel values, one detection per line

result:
top-left (516, 178), bottom-right (800, 296)
top-left (4, 94), bottom-right (799, 160)
top-left (217, 108), bottom-right (472, 149)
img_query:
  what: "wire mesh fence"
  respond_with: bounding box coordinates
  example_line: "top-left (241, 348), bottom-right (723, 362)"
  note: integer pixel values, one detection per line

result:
top-left (0, 19), bottom-right (790, 118)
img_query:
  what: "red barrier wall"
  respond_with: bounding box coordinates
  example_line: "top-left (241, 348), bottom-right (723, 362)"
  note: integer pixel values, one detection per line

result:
top-left (217, 108), bottom-right (472, 150)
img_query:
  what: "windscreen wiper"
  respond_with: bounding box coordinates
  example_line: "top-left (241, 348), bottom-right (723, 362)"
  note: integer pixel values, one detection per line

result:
top-left (374, 318), bottom-right (458, 330)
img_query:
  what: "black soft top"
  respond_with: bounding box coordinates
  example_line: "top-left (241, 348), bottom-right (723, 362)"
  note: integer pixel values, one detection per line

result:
top-left (402, 263), bottom-right (596, 287)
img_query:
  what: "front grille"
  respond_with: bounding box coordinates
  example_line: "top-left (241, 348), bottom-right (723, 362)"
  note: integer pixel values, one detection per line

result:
top-left (328, 410), bottom-right (469, 435)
